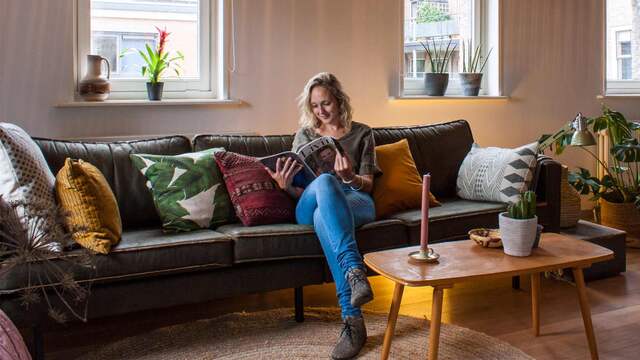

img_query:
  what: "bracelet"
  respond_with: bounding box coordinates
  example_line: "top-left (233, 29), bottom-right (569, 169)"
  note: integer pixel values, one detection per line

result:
top-left (350, 175), bottom-right (364, 191)
top-left (342, 175), bottom-right (356, 184)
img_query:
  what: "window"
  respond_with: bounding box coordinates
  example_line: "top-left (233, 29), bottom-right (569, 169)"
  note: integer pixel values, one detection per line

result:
top-left (605, 0), bottom-right (638, 94)
top-left (402, 0), bottom-right (499, 96)
top-left (76, 0), bottom-right (224, 100)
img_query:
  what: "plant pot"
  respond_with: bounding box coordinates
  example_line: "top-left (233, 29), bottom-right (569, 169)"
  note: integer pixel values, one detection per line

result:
top-left (499, 213), bottom-right (538, 256)
top-left (600, 199), bottom-right (640, 237)
top-left (424, 73), bottom-right (449, 96)
top-left (458, 73), bottom-right (482, 96)
top-left (146, 82), bottom-right (164, 101)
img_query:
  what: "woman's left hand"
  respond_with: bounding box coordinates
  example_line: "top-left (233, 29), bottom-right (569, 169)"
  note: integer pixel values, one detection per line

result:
top-left (334, 151), bottom-right (355, 182)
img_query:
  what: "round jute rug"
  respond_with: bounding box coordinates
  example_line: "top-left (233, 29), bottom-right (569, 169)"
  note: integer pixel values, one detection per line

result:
top-left (81, 308), bottom-right (533, 359)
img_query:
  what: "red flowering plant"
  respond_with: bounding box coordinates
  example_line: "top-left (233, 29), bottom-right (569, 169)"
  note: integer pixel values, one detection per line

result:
top-left (132, 26), bottom-right (184, 84)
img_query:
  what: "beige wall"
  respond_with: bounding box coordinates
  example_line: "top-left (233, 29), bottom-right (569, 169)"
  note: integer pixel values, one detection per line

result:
top-left (0, 0), bottom-right (638, 173)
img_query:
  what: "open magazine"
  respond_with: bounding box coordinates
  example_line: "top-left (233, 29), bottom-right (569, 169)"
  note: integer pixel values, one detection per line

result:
top-left (260, 136), bottom-right (345, 183)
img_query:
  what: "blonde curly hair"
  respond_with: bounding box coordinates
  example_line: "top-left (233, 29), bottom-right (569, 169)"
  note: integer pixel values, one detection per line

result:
top-left (297, 72), bottom-right (353, 130)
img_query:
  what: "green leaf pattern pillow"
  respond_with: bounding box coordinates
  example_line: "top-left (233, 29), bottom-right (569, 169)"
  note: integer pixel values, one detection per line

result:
top-left (130, 148), bottom-right (233, 232)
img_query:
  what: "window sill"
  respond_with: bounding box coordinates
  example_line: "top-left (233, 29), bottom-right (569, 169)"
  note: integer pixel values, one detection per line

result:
top-left (55, 98), bottom-right (244, 108)
top-left (597, 94), bottom-right (640, 99)
top-left (390, 95), bottom-right (509, 101)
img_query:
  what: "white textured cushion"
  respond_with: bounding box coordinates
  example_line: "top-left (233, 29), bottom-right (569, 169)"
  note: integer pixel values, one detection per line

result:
top-left (456, 143), bottom-right (537, 204)
top-left (0, 123), bottom-right (58, 249)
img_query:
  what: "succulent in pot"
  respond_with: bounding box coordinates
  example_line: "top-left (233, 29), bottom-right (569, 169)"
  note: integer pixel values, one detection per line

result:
top-left (499, 191), bottom-right (538, 256)
top-left (420, 39), bottom-right (456, 96)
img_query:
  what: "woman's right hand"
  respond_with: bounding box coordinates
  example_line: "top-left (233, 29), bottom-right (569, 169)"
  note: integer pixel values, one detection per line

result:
top-left (265, 157), bottom-right (302, 191)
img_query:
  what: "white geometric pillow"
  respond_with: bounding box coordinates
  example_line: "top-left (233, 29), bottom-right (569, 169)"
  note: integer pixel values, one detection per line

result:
top-left (456, 143), bottom-right (538, 204)
top-left (0, 123), bottom-right (59, 250)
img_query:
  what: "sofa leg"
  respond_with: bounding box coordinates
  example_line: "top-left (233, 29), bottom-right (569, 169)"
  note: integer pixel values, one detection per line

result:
top-left (294, 286), bottom-right (304, 323)
top-left (512, 275), bottom-right (520, 290)
top-left (29, 325), bottom-right (45, 360)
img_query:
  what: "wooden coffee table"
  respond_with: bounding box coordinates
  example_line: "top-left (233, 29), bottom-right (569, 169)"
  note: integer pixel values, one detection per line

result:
top-left (364, 233), bottom-right (614, 360)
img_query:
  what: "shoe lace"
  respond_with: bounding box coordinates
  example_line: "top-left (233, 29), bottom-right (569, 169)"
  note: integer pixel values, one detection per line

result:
top-left (340, 321), bottom-right (354, 343)
top-left (348, 270), bottom-right (366, 288)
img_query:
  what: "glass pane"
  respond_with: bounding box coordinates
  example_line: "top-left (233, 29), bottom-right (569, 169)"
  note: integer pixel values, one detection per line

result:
top-left (620, 41), bottom-right (632, 56)
top-left (621, 58), bottom-right (632, 79)
top-left (93, 34), bottom-right (118, 72)
top-left (404, 0), bottom-right (473, 79)
top-left (606, 1), bottom-right (635, 81)
top-left (90, 0), bottom-right (199, 80)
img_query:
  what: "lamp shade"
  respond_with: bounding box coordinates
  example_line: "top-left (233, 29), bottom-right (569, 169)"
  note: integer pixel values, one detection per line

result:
top-left (570, 112), bottom-right (596, 146)
top-left (570, 130), bottom-right (596, 146)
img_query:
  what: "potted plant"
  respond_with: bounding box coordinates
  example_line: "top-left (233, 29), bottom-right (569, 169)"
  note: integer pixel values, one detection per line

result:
top-left (125, 26), bottom-right (184, 101)
top-left (459, 40), bottom-right (492, 96)
top-left (420, 39), bottom-right (456, 96)
top-left (499, 191), bottom-right (538, 256)
top-left (539, 106), bottom-right (640, 236)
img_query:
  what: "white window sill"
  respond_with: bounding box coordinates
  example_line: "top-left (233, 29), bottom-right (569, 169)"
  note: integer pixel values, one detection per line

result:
top-left (55, 98), bottom-right (244, 108)
top-left (390, 95), bottom-right (509, 101)
top-left (597, 94), bottom-right (640, 99)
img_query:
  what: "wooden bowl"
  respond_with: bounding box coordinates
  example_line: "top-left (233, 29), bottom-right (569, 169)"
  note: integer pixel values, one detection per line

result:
top-left (468, 228), bottom-right (502, 248)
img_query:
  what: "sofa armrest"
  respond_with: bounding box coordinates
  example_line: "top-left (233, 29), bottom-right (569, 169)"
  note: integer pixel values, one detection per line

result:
top-left (532, 155), bottom-right (562, 232)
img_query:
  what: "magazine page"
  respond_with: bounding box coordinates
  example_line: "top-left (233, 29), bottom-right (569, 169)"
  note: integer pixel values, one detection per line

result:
top-left (259, 151), bottom-right (317, 182)
top-left (297, 137), bottom-right (342, 176)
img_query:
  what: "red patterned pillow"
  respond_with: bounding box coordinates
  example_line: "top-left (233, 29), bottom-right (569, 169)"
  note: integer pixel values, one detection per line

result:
top-left (214, 151), bottom-right (295, 226)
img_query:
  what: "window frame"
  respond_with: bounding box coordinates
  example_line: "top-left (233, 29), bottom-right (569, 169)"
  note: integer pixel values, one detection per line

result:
top-left (401, 0), bottom-right (490, 96)
top-left (75, 0), bottom-right (222, 100)
top-left (604, 1), bottom-right (638, 95)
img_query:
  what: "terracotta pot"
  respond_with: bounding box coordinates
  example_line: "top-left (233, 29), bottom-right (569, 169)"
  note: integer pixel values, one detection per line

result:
top-left (79, 55), bottom-right (111, 101)
top-left (600, 199), bottom-right (640, 237)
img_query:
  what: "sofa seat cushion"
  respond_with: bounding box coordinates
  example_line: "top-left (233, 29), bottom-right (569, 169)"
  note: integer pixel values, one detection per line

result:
top-left (218, 219), bottom-right (408, 263)
top-left (391, 199), bottom-right (506, 244)
top-left (0, 228), bottom-right (232, 293)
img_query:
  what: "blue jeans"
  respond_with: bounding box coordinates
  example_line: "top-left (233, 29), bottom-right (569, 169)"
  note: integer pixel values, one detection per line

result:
top-left (295, 174), bottom-right (376, 318)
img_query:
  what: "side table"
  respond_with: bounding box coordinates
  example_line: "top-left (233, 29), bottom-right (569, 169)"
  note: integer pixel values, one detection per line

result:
top-left (559, 220), bottom-right (626, 282)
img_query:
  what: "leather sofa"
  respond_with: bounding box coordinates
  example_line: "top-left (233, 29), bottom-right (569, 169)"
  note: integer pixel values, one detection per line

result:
top-left (0, 120), bottom-right (561, 353)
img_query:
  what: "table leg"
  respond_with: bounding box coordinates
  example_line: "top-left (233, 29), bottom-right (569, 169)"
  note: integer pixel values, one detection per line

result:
top-left (428, 286), bottom-right (445, 360)
top-left (381, 282), bottom-right (404, 360)
top-left (572, 267), bottom-right (599, 360)
top-left (531, 272), bottom-right (541, 336)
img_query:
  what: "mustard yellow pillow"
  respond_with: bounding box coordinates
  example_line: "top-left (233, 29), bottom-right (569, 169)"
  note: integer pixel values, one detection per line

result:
top-left (373, 139), bottom-right (440, 219)
top-left (56, 158), bottom-right (122, 254)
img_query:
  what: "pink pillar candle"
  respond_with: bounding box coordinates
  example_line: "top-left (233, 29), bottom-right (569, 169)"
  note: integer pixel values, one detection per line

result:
top-left (420, 173), bottom-right (431, 251)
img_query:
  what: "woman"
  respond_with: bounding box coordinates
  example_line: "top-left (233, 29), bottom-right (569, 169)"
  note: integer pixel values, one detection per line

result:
top-left (265, 72), bottom-right (379, 360)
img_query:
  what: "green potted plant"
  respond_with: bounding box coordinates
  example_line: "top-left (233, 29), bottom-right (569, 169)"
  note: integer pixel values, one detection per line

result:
top-left (499, 191), bottom-right (538, 256)
top-left (459, 40), bottom-right (492, 96)
top-left (420, 39), bottom-right (456, 96)
top-left (125, 26), bottom-right (184, 101)
top-left (539, 106), bottom-right (640, 235)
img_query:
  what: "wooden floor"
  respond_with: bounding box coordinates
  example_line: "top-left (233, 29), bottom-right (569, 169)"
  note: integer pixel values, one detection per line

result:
top-left (46, 248), bottom-right (640, 359)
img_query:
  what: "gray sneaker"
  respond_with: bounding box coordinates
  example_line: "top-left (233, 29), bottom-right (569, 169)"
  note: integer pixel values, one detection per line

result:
top-left (346, 268), bottom-right (373, 307)
top-left (331, 315), bottom-right (367, 360)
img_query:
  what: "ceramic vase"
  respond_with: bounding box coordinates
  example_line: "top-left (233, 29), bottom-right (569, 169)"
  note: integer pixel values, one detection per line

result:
top-left (79, 55), bottom-right (111, 101)
top-left (459, 73), bottom-right (482, 96)
top-left (499, 213), bottom-right (538, 256)
top-left (424, 73), bottom-right (449, 96)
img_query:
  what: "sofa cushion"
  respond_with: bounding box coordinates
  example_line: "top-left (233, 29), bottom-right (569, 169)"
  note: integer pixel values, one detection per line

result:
top-left (0, 123), bottom-right (59, 250)
top-left (215, 151), bottom-right (296, 226)
top-left (130, 148), bottom-right (234, 232)
top-left (373, 139), bottom-right (440, 219)
top-left (391, 199), bottom-right (506, 244)
top-left (34, 136), bottom-right (192, 229)
top-left (457, 143), bottom-right (538, 203)
top-left (218, 219), bottom-right (408, 263)
top-left (0, 228), bottom-right (232, 293)
top-left (193, 134), bottom-right (295, 156)
top-left (372, 120), bottom-right (474, 198)
top-left (56, 158), bottom-right (122, 254)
